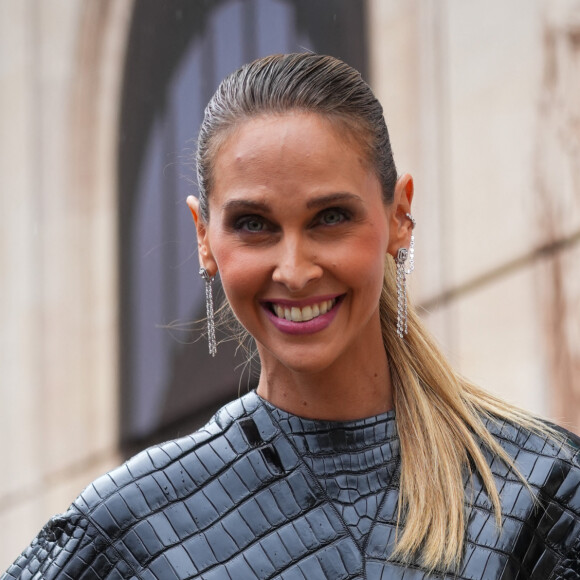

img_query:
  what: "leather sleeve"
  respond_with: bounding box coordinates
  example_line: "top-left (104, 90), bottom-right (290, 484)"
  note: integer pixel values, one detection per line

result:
top-left (552, 509), bottom-right (580, 579)
top-left (548, 427), bottom-right (580, 579)
top-left (1, 507), bottom-right (135, 580)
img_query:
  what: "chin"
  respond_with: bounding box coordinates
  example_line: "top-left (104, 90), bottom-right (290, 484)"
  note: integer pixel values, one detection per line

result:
top-left (257, 343), bottom-right (341, 376)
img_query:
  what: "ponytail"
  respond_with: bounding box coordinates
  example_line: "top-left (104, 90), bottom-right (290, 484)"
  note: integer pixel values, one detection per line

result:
top-left (380, 256), bottom-right (553, 570)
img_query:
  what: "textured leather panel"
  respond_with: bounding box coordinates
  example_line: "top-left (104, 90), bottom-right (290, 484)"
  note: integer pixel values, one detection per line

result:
top-left (268, 403), bottom-right (399, 549)
top-left (3, 391), bottom-right (580, 579)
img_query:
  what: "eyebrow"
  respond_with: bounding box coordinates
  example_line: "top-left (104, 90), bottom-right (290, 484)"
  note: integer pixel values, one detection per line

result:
top-left (221, 192), bottom-right (363, 213)
top-left (221, 199), bottom-right (272, 213)
top-left (306, 192), bottom-right (364, 209)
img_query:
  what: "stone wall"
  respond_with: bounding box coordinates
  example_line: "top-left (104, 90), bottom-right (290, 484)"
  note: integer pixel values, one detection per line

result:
top-left (0, 0), bottom-right (132, 568)
top-left (369, 0), bottom-right (580, 428)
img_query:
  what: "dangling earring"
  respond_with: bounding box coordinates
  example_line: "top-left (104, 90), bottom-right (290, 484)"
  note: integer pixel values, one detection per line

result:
top-left (405, 212), bottom-right (416, 275)
top-left (396, 213), bottom-right (416, 339)
top-left (396, 248), bottom-right (409, 338)
top-left (199, 267), bottom-right (217, 357)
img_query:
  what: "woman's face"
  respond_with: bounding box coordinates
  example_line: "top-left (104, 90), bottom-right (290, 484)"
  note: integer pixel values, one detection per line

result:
top-left (194, 113), bottom-right (410, 376)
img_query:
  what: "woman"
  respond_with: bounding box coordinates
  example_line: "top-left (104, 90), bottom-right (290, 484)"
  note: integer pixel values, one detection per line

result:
top-left (4, 53), bottom-right (580, 579)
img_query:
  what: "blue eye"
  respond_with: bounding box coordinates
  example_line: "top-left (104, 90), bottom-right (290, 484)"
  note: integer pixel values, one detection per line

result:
top-left (319, 208), bottom-right (348, 226)
top-left (234, 216), bottom-right (266, 232)
top-left (245, 219), bottom-right (264, 231)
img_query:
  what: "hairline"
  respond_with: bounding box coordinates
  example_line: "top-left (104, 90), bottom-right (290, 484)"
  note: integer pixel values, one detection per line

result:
top-left (201, 109), bottom-right (385, 222)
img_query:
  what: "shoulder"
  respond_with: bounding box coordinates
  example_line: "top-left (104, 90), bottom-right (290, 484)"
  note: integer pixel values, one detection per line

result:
top-left (2, 505), bottom-right (141, 579)
top-left (483, 414), bottom-right (580, 478)
top-left (481, 415), bottom-right (580, 576)
top-left (3, 391), bottom-right (269, 579)
top-left (76, 390), bottom-right (265, 521)
top-left (481, 414), bottom-right (580, 500)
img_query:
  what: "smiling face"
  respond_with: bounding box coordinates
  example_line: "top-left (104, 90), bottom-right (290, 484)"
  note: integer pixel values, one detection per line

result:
top-left (195, 113), bottom-right (403, 380)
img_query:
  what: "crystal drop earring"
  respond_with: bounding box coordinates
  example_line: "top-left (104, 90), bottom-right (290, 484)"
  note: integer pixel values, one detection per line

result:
top-left (396, 248), bottom-right (409, 338)
top-left (395, 213), bottom-right (416, 339)
top-left (199, 267), bottom-right (217, 357)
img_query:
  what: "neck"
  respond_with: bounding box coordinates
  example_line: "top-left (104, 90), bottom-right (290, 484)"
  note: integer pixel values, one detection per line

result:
top-left (256, 341), bottom-right (393, 421)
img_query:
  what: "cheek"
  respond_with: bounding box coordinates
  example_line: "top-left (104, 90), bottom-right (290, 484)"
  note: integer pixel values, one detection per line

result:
top-left (357, 254), bottom-right (387, 298)
top-left (327, 235), bottom-right (387, 305)
top-left (211, 243), bottom-right (263, 306)
top-left (343, 232), bottom-right (388, 281)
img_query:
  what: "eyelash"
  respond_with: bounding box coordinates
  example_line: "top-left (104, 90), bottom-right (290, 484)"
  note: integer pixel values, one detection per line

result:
top-left (315, 207), bottom-right (351, 226)
top-left (233, 215), bottom-right (269, 232)
top-left (231, 207), bottom-right (352, 234)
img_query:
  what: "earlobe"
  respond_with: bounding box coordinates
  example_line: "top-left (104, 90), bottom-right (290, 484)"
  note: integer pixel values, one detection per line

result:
top-left (197, 232), bottom-right (218, 278)
top-left (186, 196), bottom-right (218, 276)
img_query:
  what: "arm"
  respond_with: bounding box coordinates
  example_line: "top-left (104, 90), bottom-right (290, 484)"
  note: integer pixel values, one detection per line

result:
top-left (1, 507), bottom-right (134, 580)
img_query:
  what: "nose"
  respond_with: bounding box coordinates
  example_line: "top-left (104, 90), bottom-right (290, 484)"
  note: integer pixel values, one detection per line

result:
top-left (271, 237), bottom-right (323, 291)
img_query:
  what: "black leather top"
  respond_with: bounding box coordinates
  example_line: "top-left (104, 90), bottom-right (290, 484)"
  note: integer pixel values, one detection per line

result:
top-left (3, 391), bottom-right (580, 579)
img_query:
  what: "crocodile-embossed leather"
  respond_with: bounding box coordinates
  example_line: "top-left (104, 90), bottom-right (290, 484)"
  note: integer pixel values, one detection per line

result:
top-left (3, 391), bottom-right (580, 579)
top-left (267, 403), bottom-right (400, 550)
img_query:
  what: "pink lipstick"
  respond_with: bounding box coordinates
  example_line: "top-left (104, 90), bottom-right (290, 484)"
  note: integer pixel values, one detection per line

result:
top-left (261, 295), bottom-right (343, 335)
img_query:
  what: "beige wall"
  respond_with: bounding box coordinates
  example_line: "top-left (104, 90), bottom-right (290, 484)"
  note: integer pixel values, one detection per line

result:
top-left (0, 0), bottom-right (132, 569)
top-left (1, 0), bottom-right (579, 571)
top-left (369, 0), bottom-right (580, 424)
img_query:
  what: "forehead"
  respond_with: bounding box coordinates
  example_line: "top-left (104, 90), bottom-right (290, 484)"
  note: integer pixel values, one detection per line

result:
top-left (205, 112), bottom-right (385, 220)
top-left (211, 113), bottom-right (371, 193)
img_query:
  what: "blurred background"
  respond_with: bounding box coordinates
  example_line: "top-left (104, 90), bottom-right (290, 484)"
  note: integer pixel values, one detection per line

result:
top-left (1, 0), bottom-right (579, 568)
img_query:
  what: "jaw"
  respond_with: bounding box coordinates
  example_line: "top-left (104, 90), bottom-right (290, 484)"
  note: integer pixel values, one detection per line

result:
top-left (255, 299), bottom-right (383, 378)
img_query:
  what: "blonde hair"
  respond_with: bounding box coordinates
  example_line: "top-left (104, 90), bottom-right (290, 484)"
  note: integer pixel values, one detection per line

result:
top-left (380, 258), bottom-right (551, 569)
top-left (196, 53), bottom-right (553, 571)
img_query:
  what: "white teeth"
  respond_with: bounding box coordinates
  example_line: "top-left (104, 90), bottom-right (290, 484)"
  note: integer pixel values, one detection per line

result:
top-left (271, 299), bottom-right (337, 322)
top-left (301, 306), bottom-right (313, 321)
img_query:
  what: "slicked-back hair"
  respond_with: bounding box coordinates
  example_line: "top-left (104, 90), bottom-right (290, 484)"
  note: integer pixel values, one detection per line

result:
top-left (196, 53), bottom-right (397, 222)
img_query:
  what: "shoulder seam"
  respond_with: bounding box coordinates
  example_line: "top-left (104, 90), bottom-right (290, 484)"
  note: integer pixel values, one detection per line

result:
top-left (72, 505), bottom-right (144, 578)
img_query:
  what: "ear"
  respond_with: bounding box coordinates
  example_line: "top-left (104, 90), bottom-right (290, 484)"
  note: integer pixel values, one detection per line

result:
top-left (387, 174), bottom-right (414, 257)
top-left (186, 196), bottom-right (218, 276)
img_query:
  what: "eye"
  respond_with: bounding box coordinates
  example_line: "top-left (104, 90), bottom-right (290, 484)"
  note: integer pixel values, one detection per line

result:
top-left (234, 215), bottom-right (267, 232)
top-left (318, 208), bottom-right (349, 226)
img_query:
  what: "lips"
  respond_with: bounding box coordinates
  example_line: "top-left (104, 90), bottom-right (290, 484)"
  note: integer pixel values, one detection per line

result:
top-left (270, 298), bottom-right (337, 322)
top-left (260, 295), bottom-right (343, 335)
